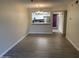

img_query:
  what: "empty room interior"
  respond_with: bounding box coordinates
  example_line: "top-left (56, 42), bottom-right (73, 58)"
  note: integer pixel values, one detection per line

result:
top-left (0, 0), bottom-right (79, 58)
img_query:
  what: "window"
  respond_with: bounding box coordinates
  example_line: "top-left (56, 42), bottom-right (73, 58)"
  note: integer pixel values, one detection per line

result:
top-left (32, 11), bottom-right (51, 24)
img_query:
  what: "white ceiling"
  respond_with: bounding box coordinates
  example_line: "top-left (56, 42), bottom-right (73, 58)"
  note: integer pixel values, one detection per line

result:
top-left (18, 0), bottom-right (73, 3)
top-left (0, 0), bottom-right (73, 4)
top-left (30, 0), bottom-right (73, 3)
top-left (0, 0), bottom-right (73, 8)
top-left (25, 0), bottom-right (73, 8)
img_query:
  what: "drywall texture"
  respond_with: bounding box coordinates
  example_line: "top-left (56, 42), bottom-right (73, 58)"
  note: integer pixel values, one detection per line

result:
top-left (0, 2), bottom-right (30, 55)
top-left (66, 0), bottom-right (79, 51)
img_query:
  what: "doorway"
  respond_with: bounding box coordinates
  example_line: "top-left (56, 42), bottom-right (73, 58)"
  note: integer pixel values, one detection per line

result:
top-left (52, 11), bottom-right (67, 36)
top-left (52, 14), bottom-right (58, 28)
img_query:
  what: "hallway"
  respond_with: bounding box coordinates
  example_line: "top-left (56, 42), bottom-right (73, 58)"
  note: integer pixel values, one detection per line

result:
top-left (4, 33), bottom-right (79, 58)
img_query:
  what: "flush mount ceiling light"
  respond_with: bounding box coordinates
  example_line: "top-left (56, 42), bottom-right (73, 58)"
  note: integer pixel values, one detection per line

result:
top-left (34, 3), bottom-right (46, 8)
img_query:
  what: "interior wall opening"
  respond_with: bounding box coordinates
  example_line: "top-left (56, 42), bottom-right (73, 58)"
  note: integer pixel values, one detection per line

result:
top-left (32, 11), bottom-right (51, 24)
top-left (52, 11), bottom-right (65, 34)
top-left (29, 11), bottom-right (52, 34)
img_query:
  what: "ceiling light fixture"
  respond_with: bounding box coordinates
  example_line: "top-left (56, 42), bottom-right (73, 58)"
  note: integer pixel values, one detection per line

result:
top-left (31, 0), bottom-right (33, 2)
top-left (76, 0), bottom-right (78, 4)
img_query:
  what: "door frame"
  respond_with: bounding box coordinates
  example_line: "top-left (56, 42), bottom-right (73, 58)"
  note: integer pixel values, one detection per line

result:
top-left (51, 11), bottom-right (67, 36)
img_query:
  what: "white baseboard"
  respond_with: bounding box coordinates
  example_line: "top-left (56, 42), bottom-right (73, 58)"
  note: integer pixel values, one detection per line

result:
top-left (0, 34), bottom-right (28, 58)
top-left (29, 32), bottom-right (52, 34)
top-left (66, 37), bottom-right (79, 52)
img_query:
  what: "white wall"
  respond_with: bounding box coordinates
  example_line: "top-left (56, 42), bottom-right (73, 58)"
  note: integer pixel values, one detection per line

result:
top-left (0, 2), bottom-right (30, 56)
top-left (66, 0), bottom-right (79, 51)
top-left (29, 24), bottom-right (52, 34)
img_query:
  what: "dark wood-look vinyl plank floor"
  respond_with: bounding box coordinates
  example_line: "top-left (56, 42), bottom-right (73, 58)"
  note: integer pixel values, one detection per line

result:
top-left (3, 33), bottom-right (79, 58)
